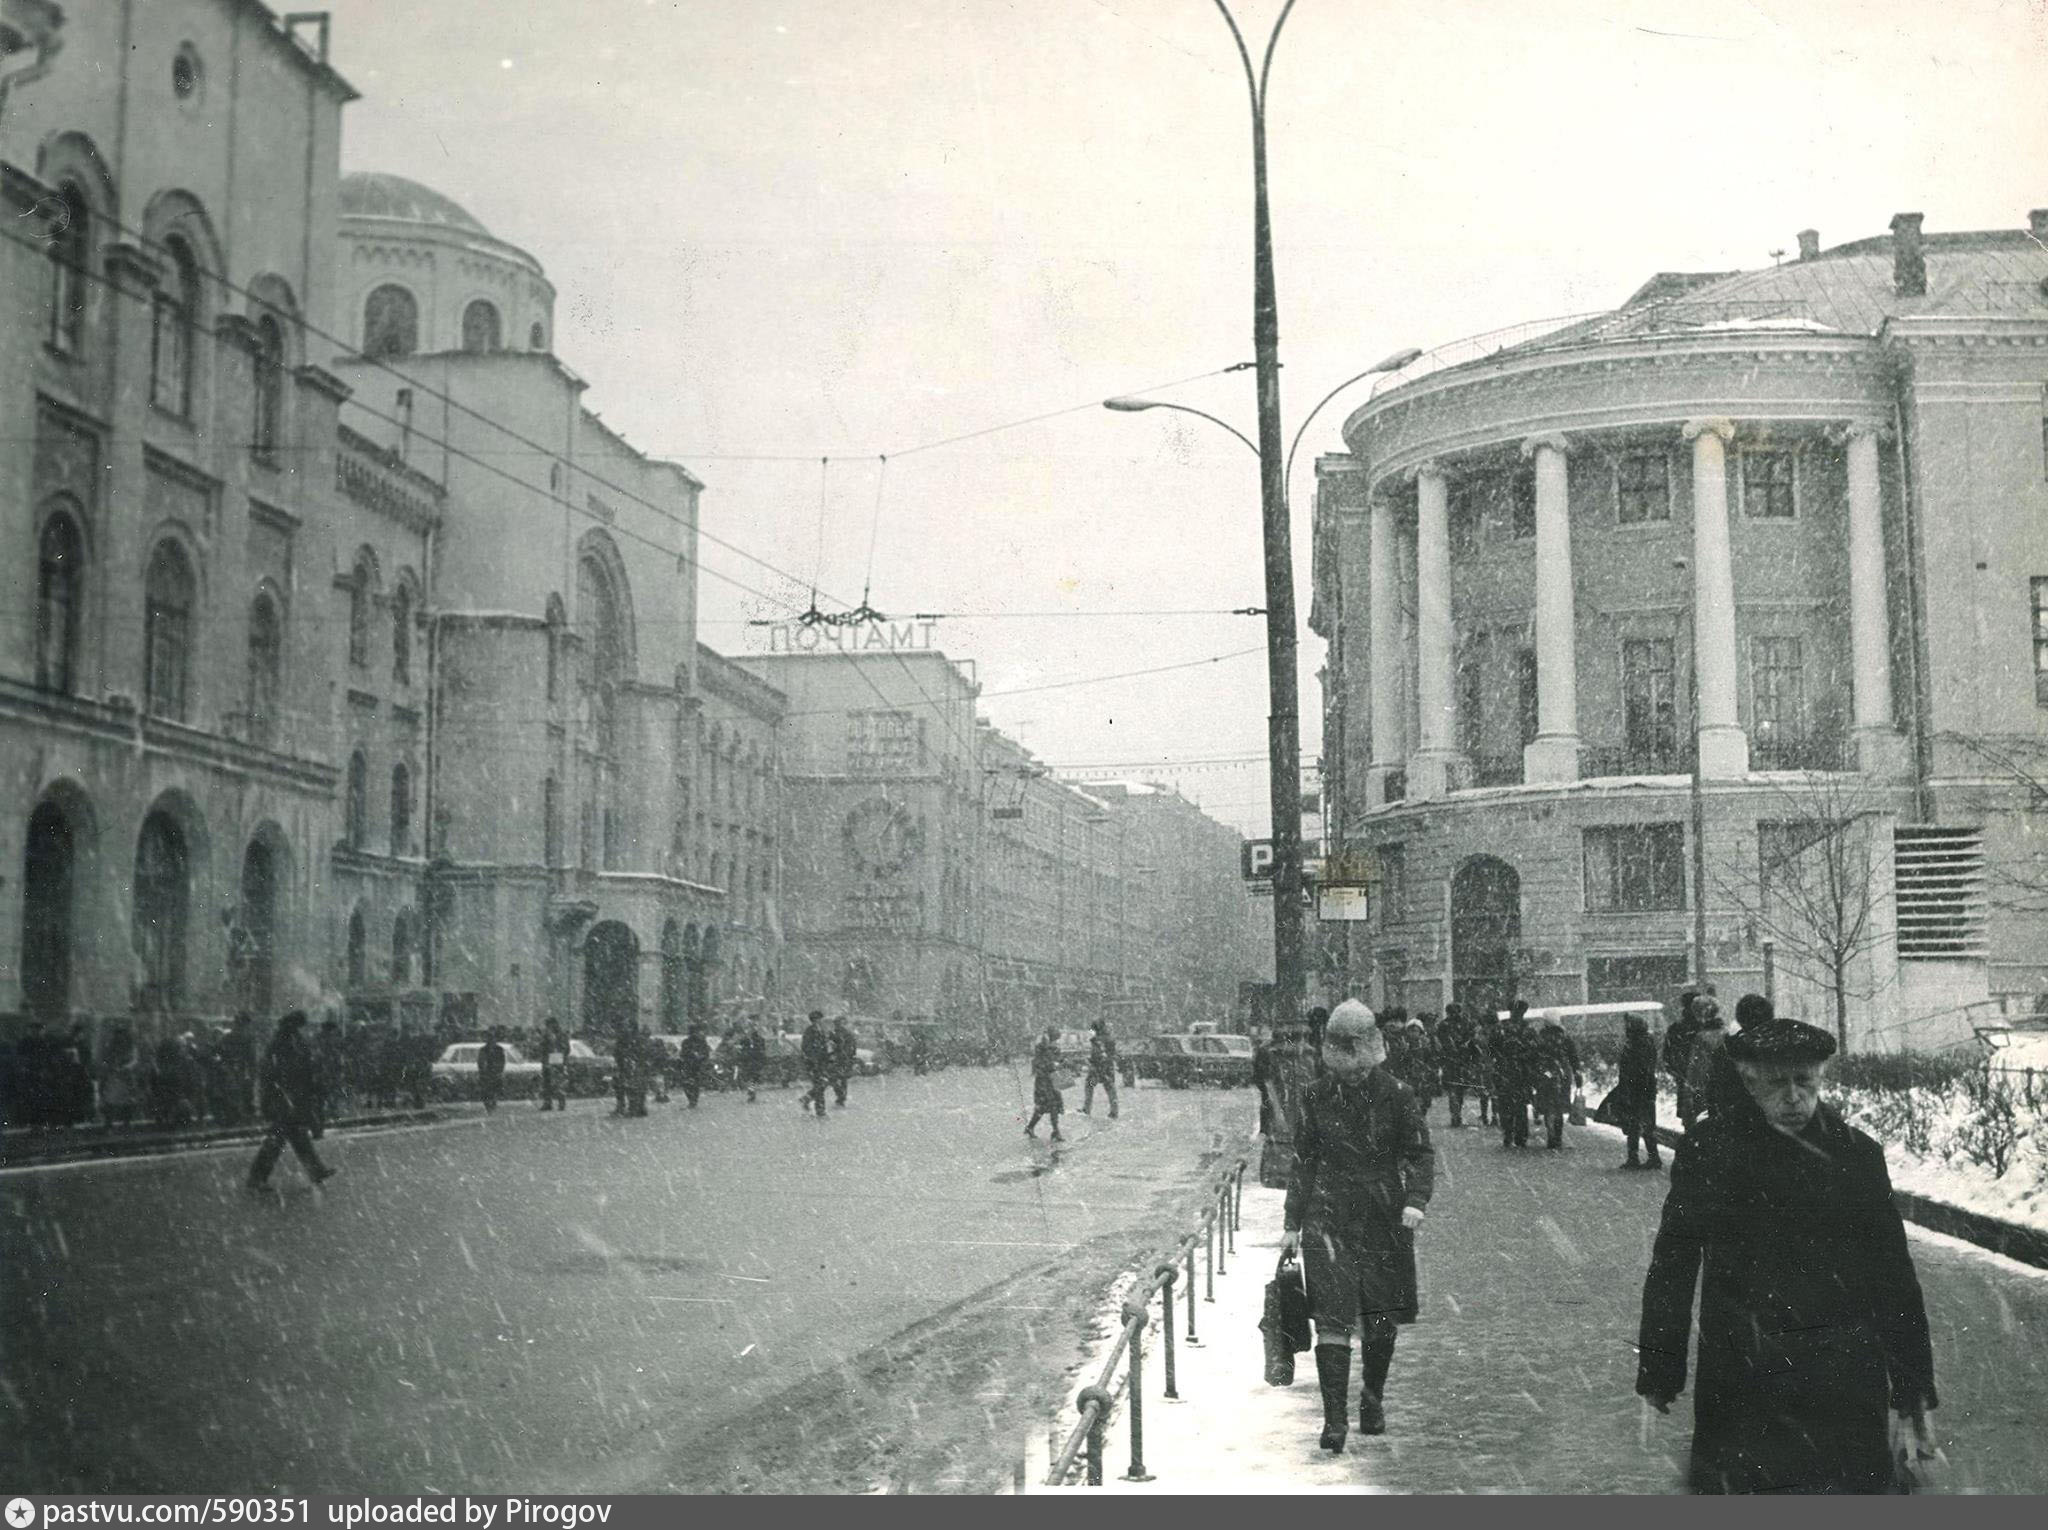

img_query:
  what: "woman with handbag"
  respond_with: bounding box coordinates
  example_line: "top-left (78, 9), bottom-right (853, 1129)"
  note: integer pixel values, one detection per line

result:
top-left (1280, 1000), bottom-right (1435, 1454)
top-left (1023, 1023), bottom-right (1065, 1143)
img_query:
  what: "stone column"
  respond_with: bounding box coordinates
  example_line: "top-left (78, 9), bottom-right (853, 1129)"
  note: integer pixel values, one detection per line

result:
top-left (1683, 418), bottom-right (1749, 776)
top-left (1408, 462), bottom-right (1457, 799)
top-left (1521, 434), bottom-right (1580, 782)
top-left (1844, 423), bottom-right (1906, 775)
top-left (1365, 489), bottom-right (1404, 806)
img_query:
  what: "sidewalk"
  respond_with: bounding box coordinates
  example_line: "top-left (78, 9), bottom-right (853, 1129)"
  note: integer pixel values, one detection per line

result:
top-left (0, 1106), bottom-right (442, 1169)
top-left (1026, 1174), bottom-right (1391, 1493)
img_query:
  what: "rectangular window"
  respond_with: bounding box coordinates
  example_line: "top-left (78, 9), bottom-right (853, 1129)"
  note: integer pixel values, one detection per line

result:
top-left (1516, 648), bottom-right (1539, 748)
top-left (1586, 953), bottom-right (1691, 1007)
top-left (1448, 481), bottom-right (1481, 559)
top-left (1616, 452), bottom-right (1671, 525)
top-left (1751, 636), bottom-right (1806, 766)
top-left (1457, 655), bottom-right (1485, 755)
top-left (1583, 824), bottom-right (1687, 912)
top-left (1741, 449), bottom-right (1797, 518)
top-left (1508, 468), bottom-right (1536, 540)
top-left (1376, 842), bottom-right (1405, 927)
top-left (1621, 638), bottom-right (1679, 769)
top-left (2033, 577), bottom-right (2048, 706)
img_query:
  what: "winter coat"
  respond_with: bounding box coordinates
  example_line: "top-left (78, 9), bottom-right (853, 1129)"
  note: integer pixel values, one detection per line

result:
top-left (1638, 1097), bottom-right (1937, 1494)
top-left (1030, 1035), bottom-right (1064, 1116)
top-left (680, 1033), bottom-right (712, 1079)
top-left (260, 1030), bottom-right (322, 1127)
top-left (1532, 1023), bottom-right (1581, 1113)
top-left (478, 1040), bottom-right (507, 1082)
top-left (1284, 1068), bottom-right (1435, 1326)
top-left (1087, 1030), bottom-right (1118, 1079)
top-left (1615, 1029), bottom-right (1660, 1123)
top-left (830, 1025), bottom-right (858, 1076)
top-left (1435, 1015), bottom-right (1478, 1090)
top-left (1489, 1021), bottom-right (1537, 1100)
top-left (801, 1024), bottom-right (831, 1072)
top-left (1683, 1026), bottom-right (1729, 1117)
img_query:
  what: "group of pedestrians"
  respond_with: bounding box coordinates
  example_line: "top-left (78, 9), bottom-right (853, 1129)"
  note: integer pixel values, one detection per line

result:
top-left (798, 1010), bottom-right (862, 1116)
top-left (1264, 989), bottom-right (1940, 1492)
top-left (1022, 1018), bottom-right (1120, 1142)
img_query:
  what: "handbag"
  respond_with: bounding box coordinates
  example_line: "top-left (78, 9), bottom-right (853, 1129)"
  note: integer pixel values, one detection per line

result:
top-left (1568, 1089), bottom-right (1589, 1127)
top-left (1260, 1250), bottom-right (1312, 1386)
top-left (1052, 1067), bottom-right (1078, 1092)
top-left (1592, 1086), bottom-right (1622, 1127)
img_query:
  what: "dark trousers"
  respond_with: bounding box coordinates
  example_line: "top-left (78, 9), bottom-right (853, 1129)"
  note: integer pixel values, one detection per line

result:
top-left (1445, 1086), bottom-right (1467, 1125)
top-left (1082, 1070), bottom-right (1118, 1117)
top-left (248, 1120), bottom-right (327, 1186)
top-left (480, 1077), bottom-right (502, 1112)
top-left (832, 1070), bottom-right (850, 1106)
top-left (1477, 1088), bottom-right (1491, 1124)
top-left (1625, 1103), bottom-right (1662, 1163)
top-left (681, 1075), bottom-right (702, 1108)
top-left (539, 1063), bottom-right (566, 1110)
top-left (806, 1068), bottom-right (829, 1114)
top-left (1499, 1094), bottom-right (1530, 1147)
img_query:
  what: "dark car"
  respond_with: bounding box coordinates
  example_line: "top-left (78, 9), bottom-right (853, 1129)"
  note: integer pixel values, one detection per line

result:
top-left (1129, 1033), bottom-right (1255, 1089)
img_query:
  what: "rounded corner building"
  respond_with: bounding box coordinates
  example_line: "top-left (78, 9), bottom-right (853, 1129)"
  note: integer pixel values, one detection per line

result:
top-left (1310, 208), bottom-right (2048, 1049)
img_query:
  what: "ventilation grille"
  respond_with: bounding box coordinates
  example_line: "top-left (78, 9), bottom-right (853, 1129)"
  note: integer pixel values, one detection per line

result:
top-left (1893, 826), bottom-right (1986, 960)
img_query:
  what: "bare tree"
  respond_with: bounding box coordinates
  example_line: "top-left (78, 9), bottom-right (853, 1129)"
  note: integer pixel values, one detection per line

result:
top-left (1935, 732), bottom-right (2048, 914)
top-left (1714, 772), bottom-right (1895, 1052)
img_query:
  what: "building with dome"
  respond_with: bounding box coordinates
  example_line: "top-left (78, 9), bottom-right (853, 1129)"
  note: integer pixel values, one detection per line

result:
top-left (1312, 209), bottom-right (2048, 1048)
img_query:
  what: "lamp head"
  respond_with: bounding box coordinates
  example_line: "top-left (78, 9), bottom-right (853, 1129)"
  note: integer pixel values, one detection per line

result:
top-left (1103, 397), bottom-right (1158, 413)
top-left (1372, 347), bottom-right (1423, 373)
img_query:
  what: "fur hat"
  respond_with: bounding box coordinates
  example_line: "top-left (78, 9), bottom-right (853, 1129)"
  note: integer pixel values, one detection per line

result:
top-left (1725, 1016), bottom-right (1836, 1065)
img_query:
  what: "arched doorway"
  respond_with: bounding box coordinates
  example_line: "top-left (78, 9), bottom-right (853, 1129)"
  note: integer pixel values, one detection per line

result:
top-left (134, 810), bottom-right (192, 1011)
top-left (1450, 856), bottom-right (1521, 1019)
top-left (659, 919), bottom-right (684, 1032)
top-left (696, 925), bottom-right (721, 1016)
top-left (237, 834), bottom-right (283, 1016)
top-left (583, 920), bottom-right (640, 1036)
top-left (21, 799), bottom-right (77, 1018)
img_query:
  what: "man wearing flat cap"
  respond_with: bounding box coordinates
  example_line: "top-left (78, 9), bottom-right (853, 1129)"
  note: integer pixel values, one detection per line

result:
top-left (1282, 998), bottom-right (1435, 1455)
top-left (1636, 1016), bottom-right (1939, 1493)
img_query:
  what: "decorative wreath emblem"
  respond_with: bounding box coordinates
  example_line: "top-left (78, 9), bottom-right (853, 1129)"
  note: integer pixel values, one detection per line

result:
top-left (843, 798), bottom-right (920, 877)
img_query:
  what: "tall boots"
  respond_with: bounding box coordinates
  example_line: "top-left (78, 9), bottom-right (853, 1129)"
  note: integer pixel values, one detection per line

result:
top-left (1359, 1320), bottom-right (1396, 1435)
top-left (1314, 1344), bottom-right (1350, 1454)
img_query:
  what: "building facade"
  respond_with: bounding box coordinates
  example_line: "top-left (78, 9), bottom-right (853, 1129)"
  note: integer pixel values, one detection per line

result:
top-left (1312, 209), bottom-right (2048, 1048)
top-left (689, 643), bottom-right (785, 1018)
top-left (2, 2), bottom-right (356, 1032)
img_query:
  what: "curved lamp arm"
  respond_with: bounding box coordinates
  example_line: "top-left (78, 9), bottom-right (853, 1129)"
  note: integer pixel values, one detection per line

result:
top-left (1281, 347), bottom-right (1424, 494)
top-left (1103, 398), bottom-right (1261, 459)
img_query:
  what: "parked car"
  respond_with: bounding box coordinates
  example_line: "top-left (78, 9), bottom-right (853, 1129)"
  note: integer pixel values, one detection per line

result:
top-left (430, 1042), bottom-right (543, 1101)
top-left (1128, 1033), bottom-right (1255, 1089)
top-left (561, 1038), bottom-right (612, 1096)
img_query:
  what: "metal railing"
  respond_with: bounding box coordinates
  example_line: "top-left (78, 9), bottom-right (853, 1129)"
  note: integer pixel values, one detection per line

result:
top-left (1046, 1152), bottom-right (1250, 1486)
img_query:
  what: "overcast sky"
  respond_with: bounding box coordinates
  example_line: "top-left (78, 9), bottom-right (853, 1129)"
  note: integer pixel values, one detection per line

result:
top-left (324, 0), bottom-right (2047, 834)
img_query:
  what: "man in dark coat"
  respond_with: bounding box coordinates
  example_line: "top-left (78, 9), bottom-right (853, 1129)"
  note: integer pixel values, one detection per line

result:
top-left (1471, 1011), bottom-right (1498, 1126)
top-left (678, 1022), bottom-right (713, 1108)
top-left (800, 1011), bottom-right (832, 1116)
top-left (1637, 1017), bottom-right (1938, 1494)
top-left (1282, 999), bottom-right (1434, 1454)
top-left (1024, 1023), bottom-right (1065, 1142)
top-left (1435, 1004), bottom-right (1476, 1128)
top-left (246, 1011), bottom-right (335, 1190)
top-left (737, 1022), bottom-right (767, 1102)
top-left (829, 1016), bottom-right (859, 1108)
top-left (478, 1028), bottom-right (507, 1113)
top-left (536, 1017), bottom-right (569, 1111)
top-left (1614, 1012), bottom-right (1663, 1169)
top-left (1491, 1000), bottom-right (1536, 1149)
top-left (1531, 1014), bottom-right (1582, 1150)
top-left (1081, 1019), bottom-right (1119, 1119)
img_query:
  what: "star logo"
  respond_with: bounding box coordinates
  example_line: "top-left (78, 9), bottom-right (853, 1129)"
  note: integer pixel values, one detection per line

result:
top-left (6, 1499), bottom-right (36, 1529)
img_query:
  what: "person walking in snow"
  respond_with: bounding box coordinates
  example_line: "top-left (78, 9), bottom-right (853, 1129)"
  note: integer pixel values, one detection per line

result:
top-left (829, 1015), bottom-right (859, 1108)
top-left (1024, 1024), bottom-right (1065, 1143)
top-left (1281, 999), bottom-right (1434, 1454)
top-left (1081, 1019), bottom-right (1119, 1119)
top-left (246, 1011), bottom-right (335, 1191)
top-left (800, 1011), bottom-right (832, 1117)
top-left (1614, 1012), bottom-right (1663, 1170)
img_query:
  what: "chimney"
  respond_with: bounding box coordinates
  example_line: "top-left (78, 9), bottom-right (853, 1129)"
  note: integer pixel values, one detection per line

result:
top-left (2029, 210), bottom-right (2048, 242)
top-left (1890, 212), bottom-right (1926, 297)
top-left (1796, 229), bottom-right (1820, 262)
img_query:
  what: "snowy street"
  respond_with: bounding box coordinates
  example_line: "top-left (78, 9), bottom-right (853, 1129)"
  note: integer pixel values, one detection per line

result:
top-left (1039, 1106), bottom-right (2048, 1494)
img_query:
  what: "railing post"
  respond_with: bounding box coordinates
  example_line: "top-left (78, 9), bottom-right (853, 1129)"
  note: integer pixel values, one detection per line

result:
top-left (1184, 1243), bottom-right (1200, 1345)
top-left (1235, 1162), bottom-right (1246, 1232)
top-left (1120, 1299), bottom-right (1154, 1482)
top-left (1075, 1386), bottom-right (1111, 1487)
top-left (1155, 1263), bottom-right (1180, 1400)
top-left (1204, 1212), bottom-right (1216, 1303)
top-left (1224, 1179), bottom-right (1236, 1258)
top-left (1217, 1184), bottom-right (1230, 1272)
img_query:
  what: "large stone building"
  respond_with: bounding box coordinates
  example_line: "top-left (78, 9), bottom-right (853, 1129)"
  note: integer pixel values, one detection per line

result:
top-left (1312, 209), bottom-right (2048, 1048)
top-left (737, 647), bottom-right (1263, 1045)
top-left (2, 2), bottom-right (356, 1031)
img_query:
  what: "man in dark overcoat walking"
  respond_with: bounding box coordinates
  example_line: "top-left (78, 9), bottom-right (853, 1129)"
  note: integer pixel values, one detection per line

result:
top-left (1081, 1019), bottom-right (1119, 1118)
top-left (1614, 1012), bottom-right (1663, 1169)
top-left (246, 1011), bottom-right (335, 1190)
top-left (800, 1011), bottom-right (832, 1116)
top-left (678, 1022), bottom-right (712, 1108)
top-left (1434, 1004), bottom-right (1476, 1128)
top-left (829, 1015), bottom-right (859, 1108)
top-left (1491, 1000), bottom-right (1536, 1148)
top-left (1281, 999), bottom-right (1435, 1454)
top-left (1636, 1016), bottom-right (1938, 1494)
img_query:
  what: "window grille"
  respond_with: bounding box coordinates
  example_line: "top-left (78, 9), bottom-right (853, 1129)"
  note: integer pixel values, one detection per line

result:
top-left (1893, 827), bottom-right (1986, 959)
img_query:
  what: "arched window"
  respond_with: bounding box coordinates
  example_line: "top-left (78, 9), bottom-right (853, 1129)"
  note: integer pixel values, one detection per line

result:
top-left (143, 541), bottom-right (195, 722)
top-left (362, 284), bottom-right (418, 360)
top-left (134, 811), bottom-right (190, 1009)
top-left (391, 578), bottom-right (413, 685)
top-left (252, 313), bottom-right (285, 461)
top-left (348, 551), bottom-right (375, 669)
top-left (543, 775), bottom-right (561, 865)
top-left (346, 751), bottom-right (369, 849)
top-left (576, 552), bottom-right (628, 755)
top-left (461, 299), bottom-right (501, 353)
top-left (47, 183), bottom-right (90, 354)
top-left (390, 762), bottom-right (412, 856)
top-left (37, 507), bottom-right (85, 694)
top-left (246, 591), bottom-right (282, 745)
top-left (21, 799), bottom-right (77, 1019)
top-left (529, 321), bottom-right (546, 351)
top-left (151, 236), bottom-right (199, 414)
top-left (544, 594), bottom-right (566, 703)
top-left (392, 908), bottom-right (415, 985)
top-left (346, 905), bottom-right (367, 989)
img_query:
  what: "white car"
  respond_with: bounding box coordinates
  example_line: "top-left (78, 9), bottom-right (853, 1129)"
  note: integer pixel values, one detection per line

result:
top-left (431, 1041), bottom-right (543, 1100)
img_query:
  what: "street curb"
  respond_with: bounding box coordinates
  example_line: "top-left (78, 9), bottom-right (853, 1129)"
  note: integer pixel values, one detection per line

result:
top-left (0, 1109), bottom-right (444, 1169)
top-left (1646, 1123), bottom-right (2048, 1272)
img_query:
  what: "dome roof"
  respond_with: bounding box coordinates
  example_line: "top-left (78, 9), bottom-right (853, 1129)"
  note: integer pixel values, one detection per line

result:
top-left (339, 172), bottom-right (491, 236)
